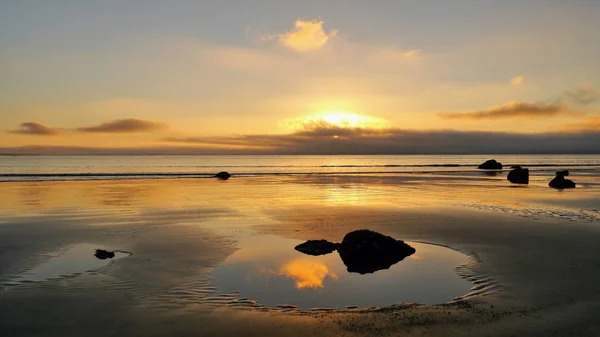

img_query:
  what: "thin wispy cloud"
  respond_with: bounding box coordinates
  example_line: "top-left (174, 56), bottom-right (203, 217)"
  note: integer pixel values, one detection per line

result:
top-left (437, 101), bottom-right (568, 120)
top-left (554, 114), bottom-right (600, 132)
top-left (8, 122), bottom-right (63, 136)
top-left (566, 83), bottom-right (600, 105)
top-left (269, 19), bottom-right (338, 52)
top-left (511, 76), bottom-right (525, 85)
top-left (77, 118), bottom-right (168, 133)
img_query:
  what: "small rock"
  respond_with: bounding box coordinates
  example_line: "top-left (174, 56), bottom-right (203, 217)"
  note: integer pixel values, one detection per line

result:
top-left (294, 240), bottom-right (339, 256)
top-left (94, 249), bottom-right (115, 260)
top-left (215, 171), bottom-right (231, 180)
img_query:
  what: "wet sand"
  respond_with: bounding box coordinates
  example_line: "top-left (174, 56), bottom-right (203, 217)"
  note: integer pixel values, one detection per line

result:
top-left (1, 175), bottom-right (600, 336)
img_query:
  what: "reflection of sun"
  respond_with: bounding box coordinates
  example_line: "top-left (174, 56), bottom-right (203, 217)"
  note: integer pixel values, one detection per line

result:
top-left (280, 112), bottom-right (388, 130)
top-left (279, 259), bottom-right (338, 289)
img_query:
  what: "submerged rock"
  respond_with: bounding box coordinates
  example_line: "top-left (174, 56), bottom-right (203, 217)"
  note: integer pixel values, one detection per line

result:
top-left (556, 170), bottom-right (569, 177)
top-left (507, 166), bottom-right (529, 184)
top-left (549, 174), bottom-right (576, 189)
top-left (294, 240), bottom-right (339, 256)
top-left (215, 171), bottom-right (231, 180)
top-left (94, 249), bottom-right (115, 260)
top-left (478, 159), bottom-right (503, 170)
top-left (338, 229), bottom-right (416, 274)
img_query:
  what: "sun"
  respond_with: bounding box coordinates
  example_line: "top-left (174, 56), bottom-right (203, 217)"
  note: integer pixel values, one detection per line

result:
top-left (280, 111), bottom-right (388, 130)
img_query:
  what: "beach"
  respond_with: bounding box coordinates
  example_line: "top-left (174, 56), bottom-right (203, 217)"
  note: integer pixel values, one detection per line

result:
top-left (1, 155), bottom-right (600, 336)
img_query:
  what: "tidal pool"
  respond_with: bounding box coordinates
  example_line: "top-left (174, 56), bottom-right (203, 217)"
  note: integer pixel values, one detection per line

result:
top-left (211, 235), bottom-right (473, 310)
top-left (7, 243), bottom-right (129, 284)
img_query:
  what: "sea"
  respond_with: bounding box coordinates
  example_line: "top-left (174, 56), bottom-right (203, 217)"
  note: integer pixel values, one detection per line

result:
top-left (1, 154), bottom-right (599, 182)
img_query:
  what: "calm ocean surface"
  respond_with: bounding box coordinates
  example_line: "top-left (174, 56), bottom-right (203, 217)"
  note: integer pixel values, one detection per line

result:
top-left (1, 155), bottom-right (599, 182)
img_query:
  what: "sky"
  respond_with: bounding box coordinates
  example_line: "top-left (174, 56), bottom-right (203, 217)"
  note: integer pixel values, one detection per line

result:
top-left (1, 0), bottom-right (599, 154)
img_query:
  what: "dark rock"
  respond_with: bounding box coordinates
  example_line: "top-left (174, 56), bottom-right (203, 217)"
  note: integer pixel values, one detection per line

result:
top-left (337, 229), bottom-right (416, 274)
top-left (478, 159), bottom-right (503, 170)
top-left (215, 171), bottom-right (231, 180)
top-left (549, 175), bottom-right (576, 189)
top-left (94, 249), bottom-right (115, 260)
top-left (507, 167), bottom-right (529, 184)
top-left (556, 170), bottom-right (569, 176)
top-left (294, 240), bottom-right (339, 256)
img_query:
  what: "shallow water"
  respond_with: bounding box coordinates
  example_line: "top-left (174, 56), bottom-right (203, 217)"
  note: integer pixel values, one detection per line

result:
top-left (5, 243), bottom-right (129, 285)
top-left (0, 159), bottom-right (600, 336)
top-left (211, 235), bottom-right (471, 310)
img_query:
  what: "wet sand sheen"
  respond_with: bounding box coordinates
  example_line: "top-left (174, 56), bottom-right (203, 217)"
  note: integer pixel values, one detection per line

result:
top-left (0, 175), bottom-right (599, 336)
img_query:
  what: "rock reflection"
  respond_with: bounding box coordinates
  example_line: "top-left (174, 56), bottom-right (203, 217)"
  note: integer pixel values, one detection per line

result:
top-left (278, 259), bottom-right (338, 289)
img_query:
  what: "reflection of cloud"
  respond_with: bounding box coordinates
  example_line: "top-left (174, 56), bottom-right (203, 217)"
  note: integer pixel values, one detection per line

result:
top-left (77, 118), bottom-right (168, 133)
top-left (8, 122), bottom-right (62, 136)
top-left (511, 76), bottom-right (525, 85)
top-left (278, 259), bottom-right (338, 289)
top-left (566, 83), bottom-right (600, 105)
top-left (438, 101), bottom-right (568, 120)
top-left (270, 20), bottom-right (337, 52)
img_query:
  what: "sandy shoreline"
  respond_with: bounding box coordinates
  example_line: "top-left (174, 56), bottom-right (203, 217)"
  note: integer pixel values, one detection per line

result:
top-left (1, 177), bottom-right (599, 336)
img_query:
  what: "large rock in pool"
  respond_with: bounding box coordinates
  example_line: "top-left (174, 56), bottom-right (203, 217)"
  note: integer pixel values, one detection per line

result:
top-left (507, 166), bottom-right (529, 184)
top-left (215, 171), bottom-right (231, 180)
top-left (549, 174), bottom-right (576, 189)
top-left (94, 249), bottom-right (115, 260)
top-left (337, 229), bottom-right (416, 274)
top-left (478, 159), bottom-right (503, 170)
top-left (294, 240), bottom-right (339, 256)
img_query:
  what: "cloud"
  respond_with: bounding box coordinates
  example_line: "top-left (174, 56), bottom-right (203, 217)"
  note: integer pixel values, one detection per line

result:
top-left (77, 118), bottom-right (168, 133)
top-left (554, 114), bottom-right (600, 132)
top-left (2, 126), bottom-right (599, 155)
top-left (272, 19), bottom-right (337, 52)
top-left (566, 83), bottom-right (600, 105)
top-left (162, 124), bottom-right (600, 155)
top-left (511, 76), bottom-right (525, 85)
top-left (437, 101), bottom-right (569, 120)
top-left (8, 122), bottom-right (62, 136)
top-left (403, 49), bottom-right (422, 59)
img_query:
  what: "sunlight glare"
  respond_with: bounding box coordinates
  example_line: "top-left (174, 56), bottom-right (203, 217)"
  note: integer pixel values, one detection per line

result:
top-left (280, 111), bottom-right (388, 131)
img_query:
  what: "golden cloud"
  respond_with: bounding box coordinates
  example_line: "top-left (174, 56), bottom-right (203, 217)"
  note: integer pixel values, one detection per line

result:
top-left (511, 76), bottom-right (525, 85)
top-left (274, 20), bottom-right (337, 52)
top-left (553, 114), bottom-right (600, 132)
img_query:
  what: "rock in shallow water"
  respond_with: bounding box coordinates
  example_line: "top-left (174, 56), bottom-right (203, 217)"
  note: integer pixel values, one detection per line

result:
top-left (294, 240), bottom-right (339, 256)
top-left (478, 159), bottom-right (503, 170)
top-left (94, 249), bottom-right (115, 260)
top-left (549, 174), bottom-right (576, 189)
top-left (338, 229), bottom-right (416, 274)
top-left (507, 166), bottom-right (529, 184)
top-left (215, 172), bottom-right (231, 180)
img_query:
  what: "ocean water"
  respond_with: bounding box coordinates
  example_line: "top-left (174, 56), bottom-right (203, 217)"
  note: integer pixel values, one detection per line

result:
top-left (1, 154), bottom-right (599, 181)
